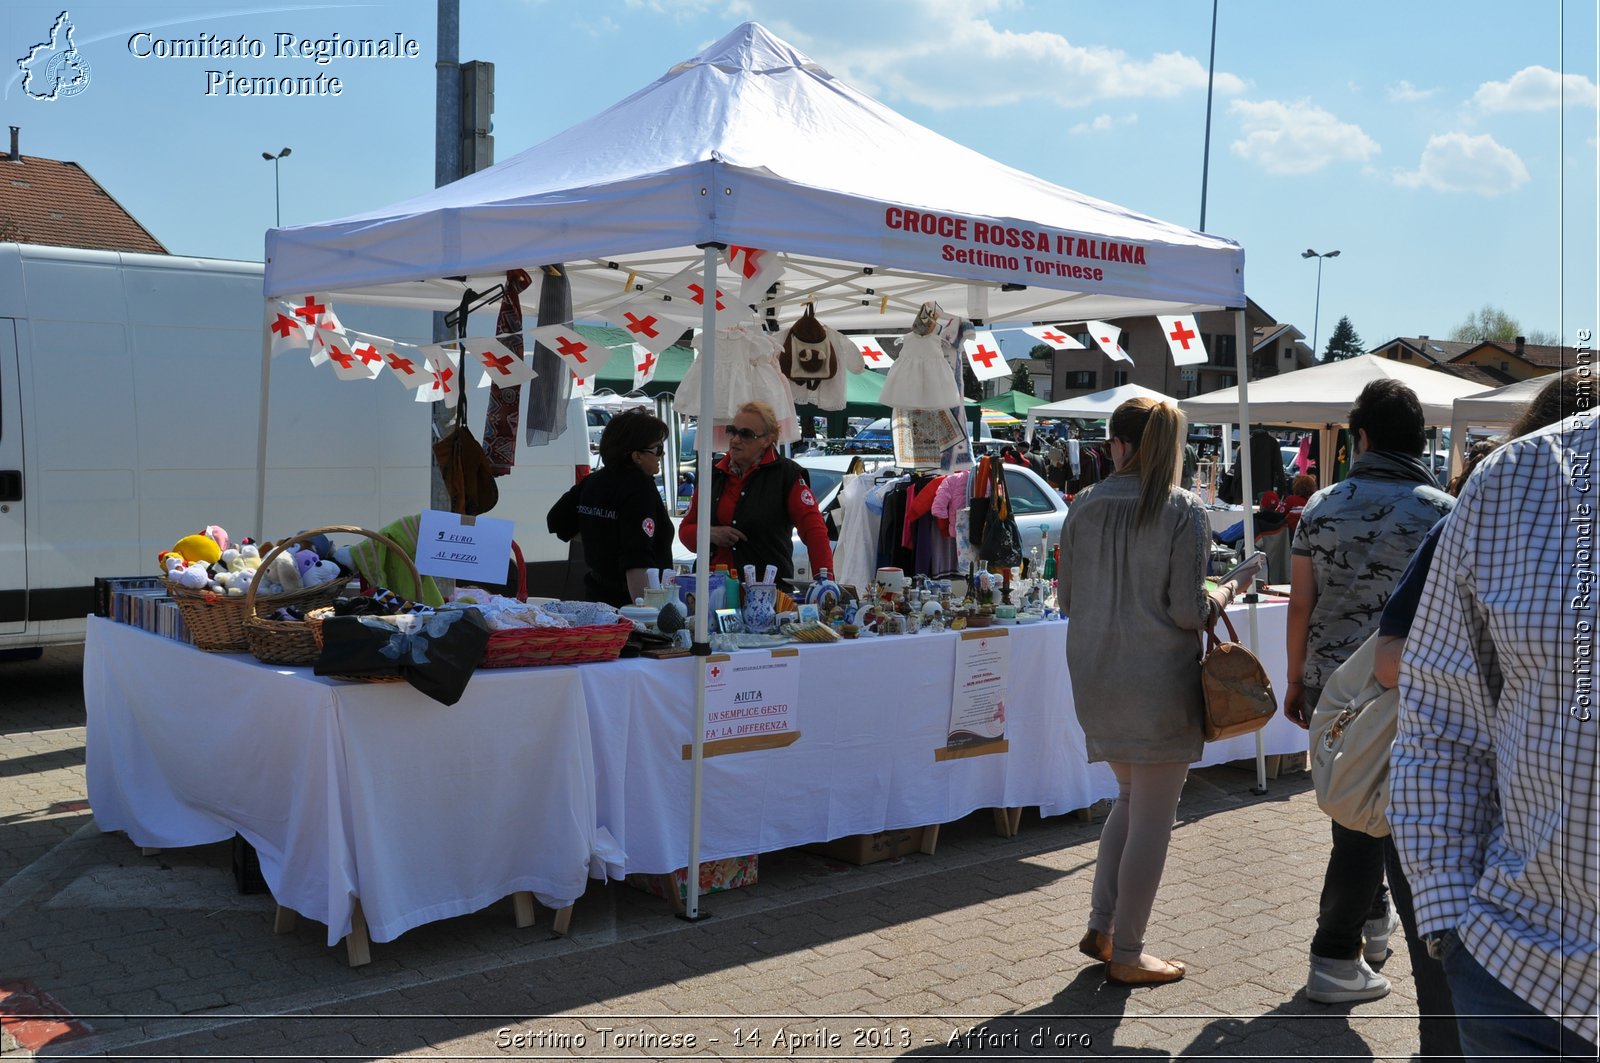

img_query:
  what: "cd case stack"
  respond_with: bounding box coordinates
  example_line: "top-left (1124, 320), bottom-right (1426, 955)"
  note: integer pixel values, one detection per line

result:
top-left (94, 576), bottom-right (192, 645)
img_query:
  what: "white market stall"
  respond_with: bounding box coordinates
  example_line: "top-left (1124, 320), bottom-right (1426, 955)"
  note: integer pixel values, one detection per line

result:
top-left (255, 22), bottom-right (1250, 918)
top-left (1023, 383), bottom-right (1179, 439)
top-left (1178, 353), bottom-right (1488, 428)
top-left (1446, 370), bottom-right (1570, 476)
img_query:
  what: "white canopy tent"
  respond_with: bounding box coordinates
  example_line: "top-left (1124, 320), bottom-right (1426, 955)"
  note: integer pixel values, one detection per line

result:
top-left (256, 22), bottom-right (1250, 916)
top-left (1446, 371), bottom-right (1568, 477)
top-left (1178, 354), bottom-right (1488, 428)
top-left (1023, 383), bottom-right (1178, 439)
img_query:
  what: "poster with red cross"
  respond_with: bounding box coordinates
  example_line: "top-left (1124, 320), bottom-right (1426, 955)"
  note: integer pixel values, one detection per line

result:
top-left (1156, 315), bottom-right (1208, 366)
top-left (1083, 320), bottom-right (1133, 364)
top-left (962, 330), bottom-right (1010, 381)
top-left (1021, 324), bottom-right (1086, 350)
top-left (531, 323), bottom-right (616, 381)
top-left (602, 301), bottom-right (680, 355)
top-left (631, 343), bottom-right (661, 390)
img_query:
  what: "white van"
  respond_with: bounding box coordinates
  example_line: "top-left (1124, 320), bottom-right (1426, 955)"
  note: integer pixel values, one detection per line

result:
top-left (0, 243), bottom-right (590, 651)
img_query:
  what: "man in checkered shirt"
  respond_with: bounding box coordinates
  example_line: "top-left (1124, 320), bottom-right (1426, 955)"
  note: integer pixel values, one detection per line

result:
top-left (1394, 410), bottom-right (1600, 1058)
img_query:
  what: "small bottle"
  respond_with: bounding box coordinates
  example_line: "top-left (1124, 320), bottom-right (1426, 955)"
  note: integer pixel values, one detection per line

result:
top-left (723, 565), bottom-right (741, 609)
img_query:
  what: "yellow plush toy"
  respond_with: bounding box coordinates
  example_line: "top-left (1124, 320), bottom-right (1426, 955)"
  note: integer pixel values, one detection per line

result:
top-left (172, 534), bottom-right (222, 566)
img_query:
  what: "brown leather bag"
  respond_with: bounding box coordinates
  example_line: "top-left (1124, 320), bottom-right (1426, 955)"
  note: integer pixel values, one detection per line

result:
top-left (1199, 609), bottom-right (1276, 741)
top-left (433, 396), bottom-right (498, 516)
top-left (779, 303), bottom-right (836, 389)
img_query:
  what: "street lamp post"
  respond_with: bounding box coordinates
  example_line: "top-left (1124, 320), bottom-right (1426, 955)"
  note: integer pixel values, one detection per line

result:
top-left (1301, 248), bottom-right (1340, 359)
top-left (261, 147), bottom-right (291, 226)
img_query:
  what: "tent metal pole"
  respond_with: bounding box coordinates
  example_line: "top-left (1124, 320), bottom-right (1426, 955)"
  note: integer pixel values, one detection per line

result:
top-left (684, 243), bottom-right (719, 921)
top-left (254, 299), bottom-right (275, 538)
top-left (1232, 309), bottom-right (1267, 794)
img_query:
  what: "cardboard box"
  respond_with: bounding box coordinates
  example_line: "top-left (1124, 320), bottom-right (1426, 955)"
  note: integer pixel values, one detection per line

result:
top-left (808, 826), bottom-right (929, 866)
top-left (626, 854), bottom-right (757, 907)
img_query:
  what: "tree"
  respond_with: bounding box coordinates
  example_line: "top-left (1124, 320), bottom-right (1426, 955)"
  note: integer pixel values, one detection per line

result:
top-left (1323, 315), bottom-right (1364, 360)
top-left (1449, 304), bottom-right (1560, 345)
top-left (1010, 360), bottom-right (1036, 396)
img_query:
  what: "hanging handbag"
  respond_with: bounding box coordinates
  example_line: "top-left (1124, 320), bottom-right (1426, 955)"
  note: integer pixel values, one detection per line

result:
top-left (978, 462), bottom-right (1024, 568)
top-left (1309, 632), bottom-right (1398, 838)
top-left (779, 303), bottom-right (837, 389)
top-left (1198, 609), bottom-right (1275, 740)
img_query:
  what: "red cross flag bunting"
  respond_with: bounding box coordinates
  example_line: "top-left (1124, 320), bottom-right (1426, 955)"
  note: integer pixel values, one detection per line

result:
top-left (1021, 324), bottom-right (1086, 350)
top-left (1083, 320), bottom-right (1133, 364)
top-left (269, 302), bottom-right (312, 358)
top-left (531, 323), bottom-right (618, 381)
top-left (602, 301), bottom-right (679, 355)
top-left (414, 344), bottom-right (462, 407)
top-left (962, 330), bottom-right (1010, 382)
top-left (724, 244), bottom-right (785, 304)
top-left (382, 344), bottom-right (431, 390)
top-left (856, 336), bottom-right (894, 368)
top-left (321, 335), bottom-right (383, 382)
top-left (1156, 315), bottom-right (1208, 366)
top-left (464, 336), bottom-right (537, 389)
top-left (632, 343), bottom-right (660, 390)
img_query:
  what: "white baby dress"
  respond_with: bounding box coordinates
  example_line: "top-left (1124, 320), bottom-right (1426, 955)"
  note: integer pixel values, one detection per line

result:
top-left (675, 322), bottom-right (800, 445)
top-left (879, 330), bottom-right (962, 410)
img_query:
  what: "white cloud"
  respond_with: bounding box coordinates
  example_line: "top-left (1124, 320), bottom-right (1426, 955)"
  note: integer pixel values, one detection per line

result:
top-left (1394, 132), bottom-right (1530, 195)
top-left (1227, 99), bottom-right (1380, 175)
top-left (1069, 113), bottom-right (1137, 135)
top-left (713, 0), bottom-right (1245, 109)
top-left (1386, 80), bottom-right (1437, 102)
top-left (1474, 65), bottom-right (1600, 111)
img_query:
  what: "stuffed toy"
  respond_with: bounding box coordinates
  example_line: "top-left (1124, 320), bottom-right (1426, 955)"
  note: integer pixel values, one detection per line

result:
top-left (204, 525), bottom-right (230, 554)
top-left (172, 533), bottom-right (222, 566)
top-left (238, 543), bottom-right (262, 570)
top-left (299, 556), bottom-right (342, 589)
top-left (164, 555), bottom-right (211, 590)
top-left (266, 549), bottom-right (303, 594)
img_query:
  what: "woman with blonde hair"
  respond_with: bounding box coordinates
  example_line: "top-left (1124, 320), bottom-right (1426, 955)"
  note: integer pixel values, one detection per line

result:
top-left (1060, 397), bottom-right (1259, 985)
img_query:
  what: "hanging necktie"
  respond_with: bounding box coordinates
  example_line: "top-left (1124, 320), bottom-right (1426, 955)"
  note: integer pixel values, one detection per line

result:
top-left (482, 268), bottom-right (534, 477)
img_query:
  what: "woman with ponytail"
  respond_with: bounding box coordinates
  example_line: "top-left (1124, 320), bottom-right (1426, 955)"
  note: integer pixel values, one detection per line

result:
top-left (1059, 398), bottom-right (1260, 986)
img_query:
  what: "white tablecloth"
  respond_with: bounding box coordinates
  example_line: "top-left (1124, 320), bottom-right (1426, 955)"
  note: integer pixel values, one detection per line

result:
top-left (579, 603), bottom-right (1301, 875)
top-left (84, 617), bottom-right (610, 946)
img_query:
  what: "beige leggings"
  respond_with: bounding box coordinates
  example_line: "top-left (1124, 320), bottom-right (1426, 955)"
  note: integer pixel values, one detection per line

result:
top-left (1087, 760), bottom-right (1190, 964)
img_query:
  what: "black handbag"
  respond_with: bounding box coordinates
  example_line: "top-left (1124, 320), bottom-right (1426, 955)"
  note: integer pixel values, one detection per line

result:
top-left (979, 463), bottom-right (1024, 567)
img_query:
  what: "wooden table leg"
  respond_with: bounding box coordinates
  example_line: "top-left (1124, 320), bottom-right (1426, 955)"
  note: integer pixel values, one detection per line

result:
top-left (344, 899), bottom-right (371, 968)
top-left (1007, 807), bottom-right (1024, 835)
top-left (272, 906), bottom-right (297, 934)
top-left (551, 905), bottom-right (573, 937)
top-left (511, 891), bottom-right (536, 929)
top-left (920, 824), bottom-right (940, 855)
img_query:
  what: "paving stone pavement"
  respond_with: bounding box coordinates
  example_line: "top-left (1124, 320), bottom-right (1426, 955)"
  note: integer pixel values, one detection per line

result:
top-left (1, 645), bottom-right (1425, 1061)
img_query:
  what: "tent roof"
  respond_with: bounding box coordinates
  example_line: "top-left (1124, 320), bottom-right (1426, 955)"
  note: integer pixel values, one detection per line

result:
top-left (1451, 371), bottom-right (1562, 426)
top-left (1178, 354), bottom-right (1489, 428)
top-left (980, 390), bottom-right (1047, 416)
top-left (1025, 383), bottom-right (1177, 425)
top-left (263, 22), bottom-right (1244, 330)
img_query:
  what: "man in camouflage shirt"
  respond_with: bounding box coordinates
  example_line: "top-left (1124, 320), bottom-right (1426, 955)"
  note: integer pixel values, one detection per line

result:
top-left (1286, 379), bottom-right (1454, 1005)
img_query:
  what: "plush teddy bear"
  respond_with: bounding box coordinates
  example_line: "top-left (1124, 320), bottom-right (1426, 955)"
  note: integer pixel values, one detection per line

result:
top-left (266, 549), bottom-right (303, 595)
top-left (299, 556), bottom-right (343, 589)
top-left (165, 555), bottom-right (211, 590)
top-left (172, 533), bottom-right (222, 566)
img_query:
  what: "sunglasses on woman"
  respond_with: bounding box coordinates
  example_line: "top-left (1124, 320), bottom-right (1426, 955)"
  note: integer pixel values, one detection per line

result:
top-left (636, 445), bottom-right (665, 456)
top-left (723, 426), bottom-right (766, 441)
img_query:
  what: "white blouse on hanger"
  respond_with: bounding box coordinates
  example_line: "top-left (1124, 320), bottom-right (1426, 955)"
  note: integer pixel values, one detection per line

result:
top-left (879, 331), bottom-right (962, 410)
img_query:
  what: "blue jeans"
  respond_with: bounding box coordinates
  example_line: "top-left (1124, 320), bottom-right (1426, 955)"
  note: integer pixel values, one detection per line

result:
top-left (1439, 931), bottom-right (1599, 1060)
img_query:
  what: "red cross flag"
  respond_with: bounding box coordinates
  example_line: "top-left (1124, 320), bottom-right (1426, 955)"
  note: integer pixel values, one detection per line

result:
top-left (320, 334), bottom-right (382, 382)
top-left (1021, 325), bottom-right (1086, 350)
top-left (632, 343), bottom-right (660, 390)
top-left (269, 303), bottom-right (312, 358)
top-left (1156, 315), bottom-right (1208, 366)
top-left (602, 301), bottom-right (680, 355)
top-left (414, 344), bottom-right (462, 407)
top-left (531, 323), bottom-right (618, 381)
top-left (464, 336), bottom-right (537, 389)
top-left (1083, 321), bottom-right (1133, 364)
top-left (381, 344), bottom-right (431, 390)
top-left (653, 266), bottom-right (752, 327)
top-left (856, 336), bottom-right (894, 368)
top-left (962, 330), bottom-right (1010, 382)
top-left (724, 245), bottom-right (785, 304)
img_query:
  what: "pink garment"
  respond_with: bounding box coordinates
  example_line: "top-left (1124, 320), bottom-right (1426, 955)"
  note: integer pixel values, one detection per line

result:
top-left (1295, 435), bottom-right (1315, 477)
top-left (932, 470), bottom-right (970, 535)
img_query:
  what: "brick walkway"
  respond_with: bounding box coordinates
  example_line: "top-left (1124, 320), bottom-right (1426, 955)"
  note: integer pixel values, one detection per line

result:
top-left (1, 646), bottom-right (1423, 1060)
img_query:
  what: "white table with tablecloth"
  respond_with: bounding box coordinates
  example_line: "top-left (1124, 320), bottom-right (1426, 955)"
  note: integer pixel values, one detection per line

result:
top-left (84, 616), bottom-right (613, 947)
top-left (85, 600), bottom-right (1300, 937)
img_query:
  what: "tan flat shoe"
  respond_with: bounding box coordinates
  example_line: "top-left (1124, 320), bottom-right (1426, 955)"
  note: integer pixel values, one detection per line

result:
top-left (1106, 958), bottom-right (1186, 986)
top-left (1077, 929), bottom-right (1112, 963)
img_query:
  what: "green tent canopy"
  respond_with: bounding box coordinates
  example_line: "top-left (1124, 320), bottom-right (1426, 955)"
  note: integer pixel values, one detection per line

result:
top-left (980, 390), bottom-right (1046, 417)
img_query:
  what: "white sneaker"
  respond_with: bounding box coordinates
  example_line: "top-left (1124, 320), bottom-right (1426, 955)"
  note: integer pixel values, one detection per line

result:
top-left (1306, 954), bottom-right (1391, 1004)
top-left (1363, 905), bottom-right (1401, 963)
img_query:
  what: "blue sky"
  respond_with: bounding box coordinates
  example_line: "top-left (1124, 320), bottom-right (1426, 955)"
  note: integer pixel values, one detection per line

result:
top-left (4, 0), bottom-right (1596, 354)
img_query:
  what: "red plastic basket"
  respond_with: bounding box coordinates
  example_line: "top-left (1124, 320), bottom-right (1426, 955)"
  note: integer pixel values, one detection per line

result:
top-left (478, 542), bottom-right (633, 668)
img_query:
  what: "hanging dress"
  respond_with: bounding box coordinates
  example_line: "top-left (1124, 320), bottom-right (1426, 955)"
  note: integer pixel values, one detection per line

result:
top-left (676, 322), bottom-right (800, 444)
top-left (879, 331), bottom-right (962, 411)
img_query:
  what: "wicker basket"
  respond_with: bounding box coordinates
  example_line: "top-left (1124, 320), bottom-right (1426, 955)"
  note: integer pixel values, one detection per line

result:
top-left (478, 542), bottom-right (633, 668)
top-left (167, 543), bottom-right (347, 653)
top-left (294, 525), bottom-right (424, 682)
top-left (241, 526), bottom-right (398, 664)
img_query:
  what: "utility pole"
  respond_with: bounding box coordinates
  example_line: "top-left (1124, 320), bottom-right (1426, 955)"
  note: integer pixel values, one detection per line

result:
top-left (431, 1), bottom-right (494, 511)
